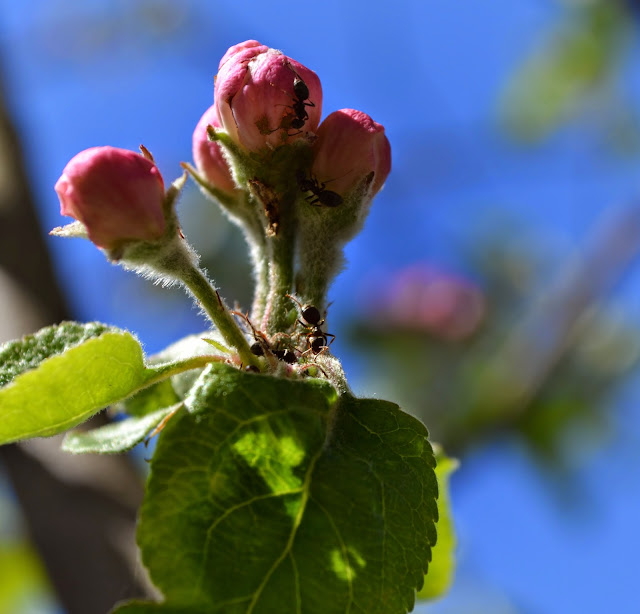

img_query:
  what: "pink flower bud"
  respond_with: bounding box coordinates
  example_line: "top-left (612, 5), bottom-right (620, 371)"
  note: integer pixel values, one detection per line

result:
top-left (192, 105), bottom-right (239, 196)
top-left (55, 146), bottom-right (166, 249)
top-left (372, 267), bottom-right (486, 342)
top-left (214, 40), bottom-right (322, 151)
top-left (310, 109), bottom-right (391, 198)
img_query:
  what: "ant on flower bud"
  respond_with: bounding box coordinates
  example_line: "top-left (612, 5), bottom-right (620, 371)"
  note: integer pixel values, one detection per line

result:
top-left (286, 76), bottom-right (315, 131)
top-left (286, 295), bottom-right (335, 355)
top-left (265, 61), bottom-right (316, 136)
top-left (296, 171), bottom-right (343, 208)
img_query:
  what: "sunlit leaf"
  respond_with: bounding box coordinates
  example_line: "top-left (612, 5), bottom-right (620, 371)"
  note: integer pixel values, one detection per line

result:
top-left (115, 364), bottom-right (438, 614)
top-left (418, 446), bottom-right (458, 602)
top-left (0, 322), bottom-right (151, 444)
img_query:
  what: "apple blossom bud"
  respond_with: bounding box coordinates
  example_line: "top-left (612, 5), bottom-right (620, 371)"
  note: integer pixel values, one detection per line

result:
top-left (55, 146), bottom-right (166, 250)
top-left (218, 40), bottom-right (267, 71)
top-left (214, 40), bottom-right (322, 151)
top-left (375, 267), bottom-right (486, 342)
top-left (310, 109), bottom-right (391, 198)
top-left (192, 105), bottom-right (239, 196)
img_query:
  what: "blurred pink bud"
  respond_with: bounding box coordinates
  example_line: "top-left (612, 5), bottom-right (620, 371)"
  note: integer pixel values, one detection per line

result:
top-left (193, 105), bottom-right (239, 195)
top-left (311, 109), bottom-right (391, 198)
top-left (214, 40), bottom-right (322, 151)
top-left (373, 267), bottom-right (486, 342)
top-left (55, 146), bottom-right (166, 249)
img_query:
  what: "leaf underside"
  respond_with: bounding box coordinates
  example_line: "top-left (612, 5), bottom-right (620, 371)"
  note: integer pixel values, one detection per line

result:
top-left (114, 364), bottom-right (438, 614)
top-left (62, 406), bottom-right (180, 454)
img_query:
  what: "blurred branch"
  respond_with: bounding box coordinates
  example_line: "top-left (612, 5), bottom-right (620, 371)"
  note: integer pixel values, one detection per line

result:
top-left (500, 0), bottom-right (632, 142)
top-left (349, 204), bottom-right (640, 463)
top-left (484, 204), bottom-right (640, 409)
top-left (0, 58), bottom-right (150, 612)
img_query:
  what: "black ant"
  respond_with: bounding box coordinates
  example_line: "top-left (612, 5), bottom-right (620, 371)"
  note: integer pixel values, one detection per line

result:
top-left (285, 76), bottom-right (315, 131)
top-left (286, 295), bottom-right (335, 355)
top-left (296, 171), bottom-right (343, 208)
top-left (273, 348), bottom-right (298, 364)
top-left (232, 311), bottom-right (298, 365)
top-left (265, 63), bottom-right (316, 135)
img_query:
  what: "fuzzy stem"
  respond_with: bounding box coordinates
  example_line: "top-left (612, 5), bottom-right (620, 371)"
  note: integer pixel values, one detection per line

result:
top-left (179, 264), bottom-right (257, 366)
top-left (263, 225), bottom-right (296, 334)
top-left (144, 354), bottom-right (228, 387)
top-left (251, 252), bottom-right (269, 323)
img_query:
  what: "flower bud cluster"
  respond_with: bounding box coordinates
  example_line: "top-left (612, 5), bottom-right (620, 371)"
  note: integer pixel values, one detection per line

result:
top-left (53, 40), bottom-right (392, 344)
top-left (192, 40), bottom-right (391, 315)
top-left (193, 41), bottom-right (390, 203)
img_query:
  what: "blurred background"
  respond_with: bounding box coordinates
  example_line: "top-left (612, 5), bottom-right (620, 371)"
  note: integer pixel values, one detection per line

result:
top-left (1, 0), bottom-right (640, 612)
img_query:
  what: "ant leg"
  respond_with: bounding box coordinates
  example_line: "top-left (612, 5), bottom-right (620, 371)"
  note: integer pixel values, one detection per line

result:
top-left (286, 294), bottom-right (303, 310)
top-left (300, 347), bottom-right (314, 359)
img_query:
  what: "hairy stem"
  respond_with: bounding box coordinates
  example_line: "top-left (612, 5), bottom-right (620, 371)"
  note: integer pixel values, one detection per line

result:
top-left (263, 228), bottom-right (295, 334)
top-left (180, 264), bottom-right (258, 367)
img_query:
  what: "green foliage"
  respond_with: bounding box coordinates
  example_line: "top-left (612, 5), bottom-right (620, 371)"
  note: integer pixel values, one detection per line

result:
top-left (0, 319), bottom-right (443, 613)
top-left (0, 322), bottom-right (153, 444)
top-left (0, 321), bottom-right (112, 388)
top-left (113, 603), bottom-right (208, 614)
top-left (62, 406), bottom-right (181, 454)
top-left (418, 447), bottom-right (458, 602)
top-left (114, 364), bottom-right (438, 614)
top-left (118, 332), bottom-right (222, 418)
top-left (122, 379), bottom-right (181, 418)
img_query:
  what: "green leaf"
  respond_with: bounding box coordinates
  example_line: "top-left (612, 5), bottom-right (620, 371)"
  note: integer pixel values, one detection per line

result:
top-left (121, 379), bottom-right (180, 418)
top-left (62, 405), bottom-right (181, 454)
top-left (0, 322), bottom-right (153, 444)
top-left (119, 333), bottom-right (224, 418)
top-left (0, 321), bottom-right (113, 388)
top-left (0, 323), bottom-right (225, 446)
top-left (113, 602), bottom-right (208, 614)
top-left (129, 364), bottom-right (438, 614)
top-left (418, 446), bottom-right (458, 602)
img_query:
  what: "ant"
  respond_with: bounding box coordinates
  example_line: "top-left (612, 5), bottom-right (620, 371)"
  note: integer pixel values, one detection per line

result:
top-left (296, 171), bottom-right (343, 208)
top-left (232, 311), bottom-right (298, 366)
top-left (285, 76), bottom-right (315, 131)
top-left (286, 295), bottom-right (335, 355)
top-left (273, 348), bottom-right (298, 364)
top-left (266, 62), bottom-right (315, 135)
